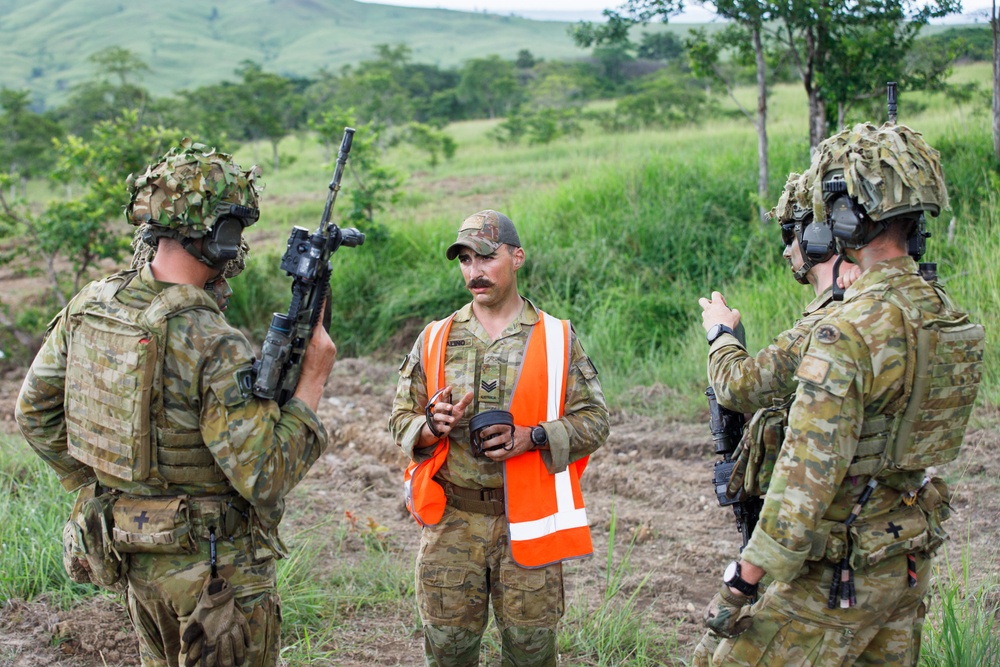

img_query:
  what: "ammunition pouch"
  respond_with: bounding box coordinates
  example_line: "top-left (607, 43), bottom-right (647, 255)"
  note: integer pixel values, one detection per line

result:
top-left (66, 484), bottom-right (127, 591)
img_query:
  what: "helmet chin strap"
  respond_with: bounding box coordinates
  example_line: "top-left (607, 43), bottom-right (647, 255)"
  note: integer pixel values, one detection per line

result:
top-left (792, 259), bottom-right (814, 285)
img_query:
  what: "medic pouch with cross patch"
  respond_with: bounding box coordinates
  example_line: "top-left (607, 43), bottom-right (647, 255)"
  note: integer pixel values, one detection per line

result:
top-left (112, 495), bottom-right (198, 555)
top-left (880, 287), bottom-right (984, 473)
top-left (64, 272), bottom-right (218, 483)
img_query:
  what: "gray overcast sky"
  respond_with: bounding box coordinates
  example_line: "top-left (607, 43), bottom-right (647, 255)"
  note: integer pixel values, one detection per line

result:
top-left (357, 0), bottom-right (994, 23)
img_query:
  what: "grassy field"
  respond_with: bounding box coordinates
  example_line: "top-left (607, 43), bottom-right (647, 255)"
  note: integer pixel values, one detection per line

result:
top-left (222, 61), bottom-right (999, 415)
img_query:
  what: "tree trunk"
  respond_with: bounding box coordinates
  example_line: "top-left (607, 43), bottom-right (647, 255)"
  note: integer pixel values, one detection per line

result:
top-left (753, 26), bottom-right (769, 223)
top-left (808, 89), bottom-right (827, 152)
top-left (272, 140), bottom-right (280, 173)
top-left (838, 101), bottom-right (846, 131)
top-left (993, 0), bottom-right (1000, 159)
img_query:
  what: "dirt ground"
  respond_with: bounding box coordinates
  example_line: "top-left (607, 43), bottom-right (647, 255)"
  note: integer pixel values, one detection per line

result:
top-left (2, 354), bottom-right (999, 667)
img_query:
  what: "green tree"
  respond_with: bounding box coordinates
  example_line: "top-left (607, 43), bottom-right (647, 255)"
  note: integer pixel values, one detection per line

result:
top-left (231, 61), bottom-right (302, 171)
top-left (0, 88), bottom-right (63, 193)
top-left (458, 56), bottom-right (520, 119)
top-left (404, 122), bottom-right (456, 167)
top-left (310, 109), bottom-right (402, 233)
top-left (0, 111), bottom-right (182, 305)
top-left (57, 47), bottom-right (152, 137)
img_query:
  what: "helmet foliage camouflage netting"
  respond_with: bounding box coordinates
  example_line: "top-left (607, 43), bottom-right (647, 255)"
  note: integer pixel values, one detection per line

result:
top-left (768, 172), bottom-right (811, 225)
top-left (125, 138), bottom-right (261, 239)
top-left (803, 122), bottom-right (949, 224)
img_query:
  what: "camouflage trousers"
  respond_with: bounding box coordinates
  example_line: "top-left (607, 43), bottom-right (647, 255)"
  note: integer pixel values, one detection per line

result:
top-left (699, 553), bottom-right (930, 667)
top-left (124, 534), bottom-right (281, 667)
top-left (416, 504), bottom-right (565, 667)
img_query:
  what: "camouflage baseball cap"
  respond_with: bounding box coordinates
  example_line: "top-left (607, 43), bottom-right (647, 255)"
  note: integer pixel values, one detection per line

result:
top-left (804, 122), bottom-right (948, 224)
top-left (125, 138), bottom-right (261, 239)
top-left (446, 210), bottom-right (521, 260)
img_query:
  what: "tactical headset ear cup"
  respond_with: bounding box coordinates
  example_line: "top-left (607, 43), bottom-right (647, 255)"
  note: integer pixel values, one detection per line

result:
top-left (829, 194), bottom-right (865, 246)
top-left (800, 220), bottom-right (835, 263)
top-left (202, 216), bottom-right (245, 266)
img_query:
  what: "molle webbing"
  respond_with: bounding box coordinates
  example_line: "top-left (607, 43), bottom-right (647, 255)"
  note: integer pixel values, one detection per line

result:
top-left (157, 428), bottom-right (227, 484)
top-left (882, 289), bottom-right (984, 471)
top-left (844, 416), bottom-right (891, 478)
top-left (66, 297), bottom-right (157, 481)
top-left (65, 276), bottom-right (219, 483)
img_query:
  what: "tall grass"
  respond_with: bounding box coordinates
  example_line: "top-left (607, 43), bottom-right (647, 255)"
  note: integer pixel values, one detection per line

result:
top-left (560, 503), bottom-right (680, 666)
top-left (0, 433), bottom-right (93, 607)
top-left (920, 543), bottom-right (1000, 666)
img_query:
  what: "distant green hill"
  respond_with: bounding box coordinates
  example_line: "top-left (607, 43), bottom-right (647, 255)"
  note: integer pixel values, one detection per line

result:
top-left (0, 0), bottom-right (682, 109)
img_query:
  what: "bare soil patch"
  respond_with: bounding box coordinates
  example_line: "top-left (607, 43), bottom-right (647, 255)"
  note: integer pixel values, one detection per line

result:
top-left (2, 357), bottom-right (998, 666)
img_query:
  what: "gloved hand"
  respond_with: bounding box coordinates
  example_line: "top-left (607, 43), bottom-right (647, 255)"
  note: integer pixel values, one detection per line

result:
top-left (703, 585), bottom-right (754, 639)
top-left (180, 574), bottom-right (250, 667)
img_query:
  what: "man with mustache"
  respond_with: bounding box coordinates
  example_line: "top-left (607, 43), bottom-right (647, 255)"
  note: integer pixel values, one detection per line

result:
top-left (389, 209), bottom-right (609, 666)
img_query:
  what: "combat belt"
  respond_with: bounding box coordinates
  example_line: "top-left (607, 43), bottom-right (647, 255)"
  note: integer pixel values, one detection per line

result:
top-left (439, 479), bottom-right (505, 516)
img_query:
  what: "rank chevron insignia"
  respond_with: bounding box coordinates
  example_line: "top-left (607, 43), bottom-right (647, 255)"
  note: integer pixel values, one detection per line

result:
top-left (481, 379), bottom-right (498, 393)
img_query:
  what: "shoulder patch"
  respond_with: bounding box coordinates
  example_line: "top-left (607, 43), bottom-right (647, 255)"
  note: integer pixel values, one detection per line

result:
top-left (796, 354), bottom-right (830, 385)
top-left (814, 324), bottom-right (841, 344)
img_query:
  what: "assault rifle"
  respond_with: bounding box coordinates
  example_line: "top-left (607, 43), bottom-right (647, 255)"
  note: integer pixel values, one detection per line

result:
top-left (253, 128), bottom-right (364, 405)
top-left (705, 322), bottom-right (762, 550)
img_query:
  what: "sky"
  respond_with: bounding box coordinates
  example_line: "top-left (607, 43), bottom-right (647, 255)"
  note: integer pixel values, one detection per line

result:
top-left (357, 0), bottom-right (995, 24)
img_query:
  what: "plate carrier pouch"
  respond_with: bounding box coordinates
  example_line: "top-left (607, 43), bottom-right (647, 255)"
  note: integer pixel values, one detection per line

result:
top-left (879, 284), bottom-right (984, 473)
top-left (64, 271), bottom-right (220, 483)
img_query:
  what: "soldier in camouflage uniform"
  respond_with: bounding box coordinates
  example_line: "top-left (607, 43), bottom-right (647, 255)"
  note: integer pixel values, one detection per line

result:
top-left (389, 210), bottom-right (609, 666)
top-left (699, 124), bottom-right (984, 666)
top-left (691, 172), bottom-right (858, 666)
top-left (15, 140), bottom-right (337, 667)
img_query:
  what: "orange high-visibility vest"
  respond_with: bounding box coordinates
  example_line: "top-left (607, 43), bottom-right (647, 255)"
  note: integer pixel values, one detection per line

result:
top-left (403, 310), bottom-right (592, 568)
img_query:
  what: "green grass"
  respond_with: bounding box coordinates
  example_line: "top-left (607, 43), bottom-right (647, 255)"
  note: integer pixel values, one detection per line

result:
top-left (920, 542), bottom-right (1000, 667)
top-left (0, 432), bottom-right (94, 607)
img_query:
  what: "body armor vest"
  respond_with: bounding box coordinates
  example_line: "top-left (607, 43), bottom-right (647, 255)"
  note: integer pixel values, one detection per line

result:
top-left (65, 272), bottom-right (226, 485)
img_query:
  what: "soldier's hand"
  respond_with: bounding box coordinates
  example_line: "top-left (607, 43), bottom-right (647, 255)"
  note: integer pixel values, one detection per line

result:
top-left (293, 317), bottom-right (337, 411)
top-left (837, 263), bottom-right (863, 290)
top-left (180, 575), bottom-right (251, 667)
top-left (420, 387), bottom-right (474, 447)
top-left (703, 585), bottom-right (754, 639)
top-left (483, 425), bottom-right (533, 462)
top-left (699, 291), bottom-right (741, 333)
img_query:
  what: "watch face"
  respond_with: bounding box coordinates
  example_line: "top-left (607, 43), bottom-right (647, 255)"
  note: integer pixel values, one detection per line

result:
top-left (708, 324), bottom-right (723, 342)
top-left (723, 560), bottom-right (739, 583)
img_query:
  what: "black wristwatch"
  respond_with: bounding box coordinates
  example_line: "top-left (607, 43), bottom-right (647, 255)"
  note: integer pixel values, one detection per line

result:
top-left (530, 425), bottom-right (548, 449)
top-left (706, 323), bottom-right (736, 346)
top-left (723, 560), bottom-right (758, 597)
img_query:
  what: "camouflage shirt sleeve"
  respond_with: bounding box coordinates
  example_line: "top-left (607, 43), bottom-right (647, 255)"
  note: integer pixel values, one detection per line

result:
top-left (15, 307), bottom-right (97, 492)
top-left (388, 331), bottom-right (429, 462)
top-left (540, 330), bottom-right (609, 472)
top-left (740, 318), bottom-right (869, 582)
top-left (200, 330), bottom-right (328, 518)
top-left (707, 318), bottom-right (814, 413)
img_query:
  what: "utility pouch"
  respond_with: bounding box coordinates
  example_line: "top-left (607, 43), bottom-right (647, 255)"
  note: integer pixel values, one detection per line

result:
top-left (745, 402), bottom-right (788, 497)
top-left (112, 496), bottom-right (197, 555)
top-left (67, 484), bottom-right (126, 591)
top-left (849, 503), bottom-right (929, 570)
top-left (918, 477), bottom-right (951, 555)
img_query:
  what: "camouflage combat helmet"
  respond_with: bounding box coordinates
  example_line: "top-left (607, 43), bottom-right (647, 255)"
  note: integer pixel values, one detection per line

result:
top-left (768, 172), bottom-right (811, 226)
top-left (125, 138), bottom-right (261, 238)
top-left (805, 122), bottom-right (949, 225)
